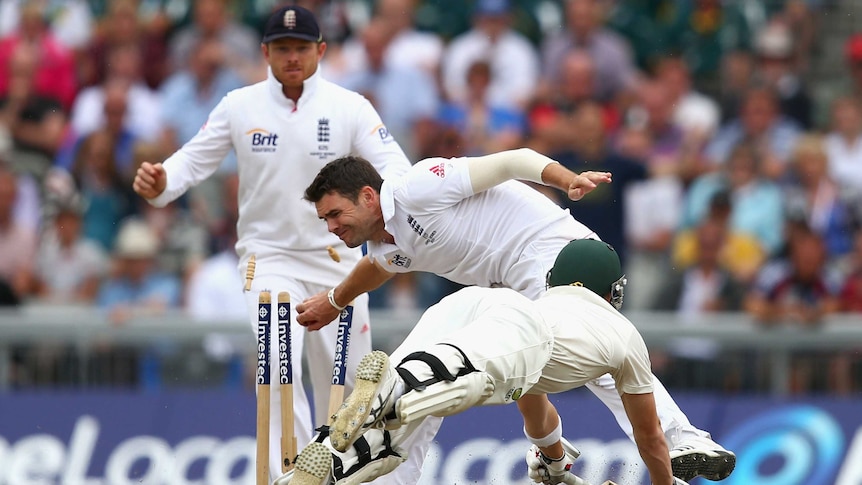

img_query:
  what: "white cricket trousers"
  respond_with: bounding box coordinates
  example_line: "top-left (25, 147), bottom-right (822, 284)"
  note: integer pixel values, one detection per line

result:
top-left (243, 272), bottom-right (371, 483)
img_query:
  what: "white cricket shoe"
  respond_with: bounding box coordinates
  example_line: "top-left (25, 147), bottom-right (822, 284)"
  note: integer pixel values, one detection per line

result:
top-left (330, 351), bottom-right (399, 452)
top-left (669, 436), bottom-right (736, 482)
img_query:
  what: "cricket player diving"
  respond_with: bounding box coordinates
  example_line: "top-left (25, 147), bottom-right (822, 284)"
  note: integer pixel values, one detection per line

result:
top-left (282, 239), bottom-right (694, 485)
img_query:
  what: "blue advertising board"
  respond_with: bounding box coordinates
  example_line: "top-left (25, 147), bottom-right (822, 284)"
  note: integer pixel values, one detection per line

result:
top-left (1, 389), bottom-right (861, 485)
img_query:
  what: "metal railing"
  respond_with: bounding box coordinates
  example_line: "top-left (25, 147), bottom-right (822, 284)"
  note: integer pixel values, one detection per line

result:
top-left (1, 305), bottom-right (860, 394)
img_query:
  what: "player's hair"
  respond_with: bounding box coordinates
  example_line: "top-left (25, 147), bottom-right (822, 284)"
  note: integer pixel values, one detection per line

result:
top-left (304, 156), bottom-right (384, 203)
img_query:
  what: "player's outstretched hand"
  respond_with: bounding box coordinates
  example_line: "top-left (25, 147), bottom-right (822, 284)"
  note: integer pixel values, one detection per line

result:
top-left (526, 445), bottom-right (579, 485)
top-left (133, 162), bottom-right (167, 199)
top-left (568, 171), bottom-right (612, 201)
top-left (296, 291), bottom-right (340, 331)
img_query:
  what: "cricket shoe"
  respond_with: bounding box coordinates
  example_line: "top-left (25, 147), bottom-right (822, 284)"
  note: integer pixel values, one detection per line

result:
top-left (276, 428), bottom-right (407, 485)
top-left (669, 436), bottom-right (736, 481)
top-left (288, 442), bottom-right (331, 485)
top-left (330, 350), bottom-right (399, 452)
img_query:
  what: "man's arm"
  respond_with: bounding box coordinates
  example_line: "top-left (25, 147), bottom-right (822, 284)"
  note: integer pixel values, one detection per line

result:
top-left (133, 97), bottom-right (235, 206)
top-left (465, 148), bottom-right (612, 201)
top-left (517, 393), bottom-right (564, 460)
top-left (620, 392), bottom-right (675, 485)
top-left (296, 256), bottom-right (395, 330)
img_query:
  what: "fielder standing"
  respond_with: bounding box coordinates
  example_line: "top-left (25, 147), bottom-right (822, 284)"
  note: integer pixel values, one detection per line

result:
top-left (132, 6), bottom-right (411, 481)
top-left (296, 148), bottom-right (736, 483)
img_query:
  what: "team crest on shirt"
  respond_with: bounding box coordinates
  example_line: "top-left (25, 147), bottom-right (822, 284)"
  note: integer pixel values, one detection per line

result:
top-left (310, 118), bottom-right (337, 160)
top-left (407, 215), bottom-right (437, 245)
top-left (428, 162), bottom-right (446, 178)
top-left (246, 128), bottom-right (278, 152)
top-left (387, 254), bottom-right (412, 268)
top-left (317, 118), bottom-right (330, 142)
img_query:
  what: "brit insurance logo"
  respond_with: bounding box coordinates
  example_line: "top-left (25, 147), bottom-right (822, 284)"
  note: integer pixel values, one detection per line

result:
top-left (246, 128), bottom-right (278, 152)
top-left (372, 123), bottom-right (395, 144)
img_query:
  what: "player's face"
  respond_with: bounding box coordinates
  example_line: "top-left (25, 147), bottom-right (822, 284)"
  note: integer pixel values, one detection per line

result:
top-left (263, 38), bottom-right (325, 89)
top-left (316, 190), bottom-right (377, 248)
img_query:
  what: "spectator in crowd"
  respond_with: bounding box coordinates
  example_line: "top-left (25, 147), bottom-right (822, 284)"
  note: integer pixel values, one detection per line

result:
top-left (68, 43), bottom-right (162, 144)
top-left (68, 129), bottom-right (137, 251)
top-left (621, 81), bottom-right (688, 173)
top-left (784, 134), bottom-right (861, 259)
top-left (653, 55), bottom-right (721, 141)
top-left (0, 2), bottom-right (77, 111)
top-left (616, 148), bottom-right (684, 309)
top-left (0, 41), bottom-right (68, 182)
top-left (705, 86), bottom-right (803, 179)
top-left (842, 33), bottom-right (862, 102)
top-left (528, 49), bottom-right (619, 154)
top-left (80, 0), bottom-right (170, 90)
top-left (673, 190), bottom-right (766, 285)
top-left (0, 164), bottom-right (35, 304)
top-left (0, 0), bottom-right (93, 52)
top-left (436, 60), bottom-right (525, 157)
top-left (97, 217), bottom-right (182, 325)
top-left (825, 95), bottom-right (862, 193)
top-left (551, 102), bottom-right (648, 267)
top-left (339, 18), bottom-right (439, 160)
top-left (168, 0), bottom-right (261, 82)
top-left (838, 231), bottom-right (862, 313)
top-left (752, 19), bottom-right (813, 129)
top-left (717, 50), bottom-right (756, 124)
top-left (652, 215), bottom-right (747, 390)
top-left (440, 0), bottom-right (540, 111)
top-left (57, 78), bottom-right (145, 182)
top-left (541, 0), bottom-right (638, 104)
top-left (812, 32), bottom-right (862, 129)
top-left (744, 224), bottom-right (842, 393)
top-left (33, 196), bottom-right (109, 304)
top-left (373, 0), bottom-right (443, 76)
top-left (683, 141), bottom-right (785, 257)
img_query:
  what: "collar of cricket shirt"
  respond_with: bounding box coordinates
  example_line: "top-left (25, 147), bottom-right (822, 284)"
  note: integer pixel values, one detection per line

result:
top-left (267, 66), bottom-right (321, 110)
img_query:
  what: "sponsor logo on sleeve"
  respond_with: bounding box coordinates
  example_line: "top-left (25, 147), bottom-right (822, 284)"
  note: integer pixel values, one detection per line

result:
top-left (429, 163), bottom-right (446, 178)
top-left (387, 254), bottom-right (412, 268)
top-left (371, 123), bottom-right (395, 144)
top-left (246, 128), bottom-right (278, 152)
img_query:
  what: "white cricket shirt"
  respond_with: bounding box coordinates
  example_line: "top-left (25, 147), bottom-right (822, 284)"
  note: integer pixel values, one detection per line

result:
top-left (149, 68), bottom-right (410, 286)
top-left (367, 157), bottom-right (596, 295)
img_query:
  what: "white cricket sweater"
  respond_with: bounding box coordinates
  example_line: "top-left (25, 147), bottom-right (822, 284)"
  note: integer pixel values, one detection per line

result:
top-left (150, 68), bottom-right (410, 285)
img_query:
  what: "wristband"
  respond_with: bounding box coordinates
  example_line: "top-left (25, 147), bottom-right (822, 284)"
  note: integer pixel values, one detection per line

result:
top-left (524, 416), bottom-right (562, 448)
top-left (327, 287), bottom-right (347, 311)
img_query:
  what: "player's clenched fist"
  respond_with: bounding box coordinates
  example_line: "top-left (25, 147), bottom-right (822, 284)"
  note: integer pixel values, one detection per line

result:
top-left (133, 162), bottom-right (167, 199)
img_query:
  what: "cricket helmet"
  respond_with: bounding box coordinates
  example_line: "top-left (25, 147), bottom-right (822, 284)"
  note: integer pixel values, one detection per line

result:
top-left (546, 239), bottom-right (627, 310)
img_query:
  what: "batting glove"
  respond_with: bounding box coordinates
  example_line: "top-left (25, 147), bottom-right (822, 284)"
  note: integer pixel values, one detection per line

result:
top-left (525, 444), bottom-right (577, 484)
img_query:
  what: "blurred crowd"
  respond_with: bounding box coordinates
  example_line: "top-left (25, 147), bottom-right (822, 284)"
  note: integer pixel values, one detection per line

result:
top-left (1, 0), bottom-right (861, 394)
